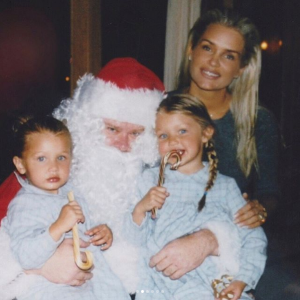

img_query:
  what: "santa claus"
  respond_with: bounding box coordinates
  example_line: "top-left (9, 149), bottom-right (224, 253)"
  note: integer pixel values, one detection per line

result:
top-left (0, 58), bottom-right (223, 300)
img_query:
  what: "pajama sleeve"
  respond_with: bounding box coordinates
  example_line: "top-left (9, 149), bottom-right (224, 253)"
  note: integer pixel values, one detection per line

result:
top-left (225, 178), bottom-right (267, 289)
top-left (4, 195), bottom-right (64, 270)
top-left (123, 169), bottom-right (157, 246)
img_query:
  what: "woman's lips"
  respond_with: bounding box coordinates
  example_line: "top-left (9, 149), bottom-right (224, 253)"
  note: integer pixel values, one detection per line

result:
top-left (201, 69), bottom-right (220, 78)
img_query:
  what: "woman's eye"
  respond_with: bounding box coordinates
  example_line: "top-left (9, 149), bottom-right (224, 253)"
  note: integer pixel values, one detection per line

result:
top-left (225, 54), bottom-right (235, 60)
top-left (179, 129), bottom-right (187, 134)
top-left (58, 156), bottom-right (66, 161)
top-left (202, 45), bottom-right (211, 51)
top-left (37, 156), bottom-right (45, 162)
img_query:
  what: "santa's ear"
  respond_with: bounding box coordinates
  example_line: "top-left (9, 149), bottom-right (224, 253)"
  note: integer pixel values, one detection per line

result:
top-left (13, 156), bottom-right (26, 174)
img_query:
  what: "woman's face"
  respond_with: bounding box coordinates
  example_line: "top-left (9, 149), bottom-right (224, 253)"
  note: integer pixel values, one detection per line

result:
top-left (189, 24), bottom-right (245, 93)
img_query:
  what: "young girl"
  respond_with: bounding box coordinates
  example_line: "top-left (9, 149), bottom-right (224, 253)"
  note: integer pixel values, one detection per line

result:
top-left (125, 94), bottom-right (267, 300)
top-left (1, 115), bottom-right (130, 300)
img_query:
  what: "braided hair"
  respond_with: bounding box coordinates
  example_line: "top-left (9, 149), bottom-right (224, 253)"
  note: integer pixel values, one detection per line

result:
top-left (157, 94), bottom-right (218, 212)
top-left (198, 139), bottom-right (218, 211)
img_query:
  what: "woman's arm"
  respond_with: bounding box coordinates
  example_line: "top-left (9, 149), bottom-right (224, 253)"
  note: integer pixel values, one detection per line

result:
top-left (234, 108), bottom-right (280, 228)
top-left (234, 194), bottom-right (272, 228)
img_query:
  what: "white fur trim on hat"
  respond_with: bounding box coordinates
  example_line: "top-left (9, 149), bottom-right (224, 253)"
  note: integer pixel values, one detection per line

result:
top-left (73, 74), bottom-right (163, 128)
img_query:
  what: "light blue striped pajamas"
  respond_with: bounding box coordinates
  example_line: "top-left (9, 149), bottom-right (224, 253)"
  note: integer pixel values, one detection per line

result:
top-left (2, 174), bottom-right (130, 300)
top-left (124, 163), bottom-right (267, 300)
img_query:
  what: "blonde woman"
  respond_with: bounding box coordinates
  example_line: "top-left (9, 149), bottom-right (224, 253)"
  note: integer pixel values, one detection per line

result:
top-left (171, 8), bottom-right (279, 229)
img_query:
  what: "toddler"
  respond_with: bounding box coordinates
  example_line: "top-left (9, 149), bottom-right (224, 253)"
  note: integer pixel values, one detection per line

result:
top-left (1, 115), bottom-right (130, 300)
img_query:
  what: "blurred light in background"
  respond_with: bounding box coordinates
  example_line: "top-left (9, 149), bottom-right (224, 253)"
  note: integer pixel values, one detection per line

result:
top-left (261, 38), bottom-right (282, 53)
top-left (261, 41), bottom-right (268, 50)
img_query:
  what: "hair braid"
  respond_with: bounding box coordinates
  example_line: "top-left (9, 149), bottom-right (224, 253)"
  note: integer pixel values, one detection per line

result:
top-left (198, 140), bottom-right (218, 212)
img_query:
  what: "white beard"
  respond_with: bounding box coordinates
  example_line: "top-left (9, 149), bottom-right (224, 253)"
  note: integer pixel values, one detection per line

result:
top-left (71, 143), bottom-right (142, 234)
top-left (54, 92), bottom-right (160, 293)
top-left (67, 120), bottom-right (158, 293)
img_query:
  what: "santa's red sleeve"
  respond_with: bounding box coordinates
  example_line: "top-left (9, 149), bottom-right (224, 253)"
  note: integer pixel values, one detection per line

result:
top-left (0, 173), bottom-right (21, 221)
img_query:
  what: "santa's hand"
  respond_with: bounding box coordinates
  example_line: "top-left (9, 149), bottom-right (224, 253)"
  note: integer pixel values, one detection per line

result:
top-left (149, 229), bottom-right (218, 279)
top-left (40, 238), bottom-right (93, 286)
top-left (85, 224), bottom-right (113, 250)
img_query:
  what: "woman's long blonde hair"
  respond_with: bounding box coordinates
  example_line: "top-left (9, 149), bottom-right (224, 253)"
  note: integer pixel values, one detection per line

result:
top-left (177, 9), bottom-right (261, 177)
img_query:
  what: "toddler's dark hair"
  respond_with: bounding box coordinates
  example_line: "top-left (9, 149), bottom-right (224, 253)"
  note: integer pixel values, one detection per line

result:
top-left (13, 115), bottom-right (71, 157)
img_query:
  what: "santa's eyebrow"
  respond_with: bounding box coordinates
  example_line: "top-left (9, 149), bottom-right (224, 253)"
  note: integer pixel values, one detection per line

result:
top-left (134, 127), bottom-right (145, 132)
top-left (104, 122), bottom-right (119, 129)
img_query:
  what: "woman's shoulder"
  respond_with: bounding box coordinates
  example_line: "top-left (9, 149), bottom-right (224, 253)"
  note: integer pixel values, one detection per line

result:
top-left (256, 106), bottom-right (280, 135)
top-left (257, 106), bottom-right (278, 124)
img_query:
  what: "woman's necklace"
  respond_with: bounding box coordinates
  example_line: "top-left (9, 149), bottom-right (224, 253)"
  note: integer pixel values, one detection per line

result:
top-left (208, 93), bottom-right (230, 120)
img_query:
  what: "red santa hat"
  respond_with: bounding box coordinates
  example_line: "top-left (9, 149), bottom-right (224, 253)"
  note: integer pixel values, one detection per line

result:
top-left (73, 57), bottom-right (165, 129)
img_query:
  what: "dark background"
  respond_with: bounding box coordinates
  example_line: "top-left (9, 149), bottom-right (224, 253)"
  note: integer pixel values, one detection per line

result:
top-left (0, 0), bottom-right (285, 119)
top-left (0, 0), bottom-right (299, 287)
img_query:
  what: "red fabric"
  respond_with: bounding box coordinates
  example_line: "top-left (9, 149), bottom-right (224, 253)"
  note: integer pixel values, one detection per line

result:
top-left (96, 57), bottom-right (165, 92)
top-left (0, 172), bottom-right (21, 221)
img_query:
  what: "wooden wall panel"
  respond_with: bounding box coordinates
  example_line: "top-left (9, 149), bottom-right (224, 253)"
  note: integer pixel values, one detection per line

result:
top-left (70, 0), bottom-right (101, 93)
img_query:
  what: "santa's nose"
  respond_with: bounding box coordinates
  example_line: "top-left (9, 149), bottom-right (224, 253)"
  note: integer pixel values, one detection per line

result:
top-left (114, 134), bottom-right (131, 152)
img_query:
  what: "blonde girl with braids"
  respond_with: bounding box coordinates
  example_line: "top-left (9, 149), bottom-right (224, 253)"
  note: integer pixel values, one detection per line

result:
top-left (126, 94), bottom-right (267, 300)
top-left (172, 8), bottom-right (280, 229)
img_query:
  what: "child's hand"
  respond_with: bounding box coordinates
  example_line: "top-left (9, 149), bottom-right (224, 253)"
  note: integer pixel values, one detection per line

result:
top-left (136, 186), bottom-right (169, 214)
top-left (58, 201), bottom-right (85, 232)
top-left (50, 201), bottom-right (85, 241)
top-left (85, 224), bottom-right (113, 250)
top-left (217, 280), bottom-right (246, 300)
top-left (133, 186), bottom-right (169, 225)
